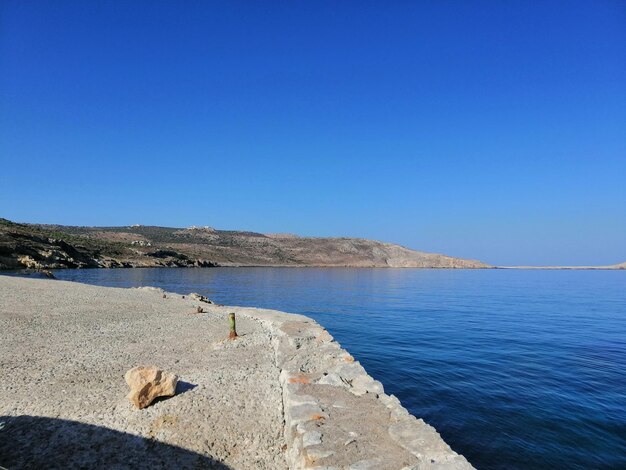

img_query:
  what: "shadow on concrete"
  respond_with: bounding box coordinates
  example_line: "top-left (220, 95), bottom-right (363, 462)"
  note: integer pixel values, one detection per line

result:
top-left (176, 380), bottom-right (198, 395)
top-left (0, 415), bottom-right (232, 469)
top-left (151, 381), bottom-right (198, 406)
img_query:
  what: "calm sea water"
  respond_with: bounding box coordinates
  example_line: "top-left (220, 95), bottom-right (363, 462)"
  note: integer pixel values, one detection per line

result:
top-left (48, 268), bottom-right (626, 469)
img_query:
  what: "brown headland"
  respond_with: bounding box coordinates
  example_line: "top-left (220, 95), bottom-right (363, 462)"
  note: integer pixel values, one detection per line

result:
top-left (0, 218), bottom-right (489, 270)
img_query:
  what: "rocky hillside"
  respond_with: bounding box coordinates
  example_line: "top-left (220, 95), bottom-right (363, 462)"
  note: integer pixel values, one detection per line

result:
top-left (0, 218), bottom-right (490, 270)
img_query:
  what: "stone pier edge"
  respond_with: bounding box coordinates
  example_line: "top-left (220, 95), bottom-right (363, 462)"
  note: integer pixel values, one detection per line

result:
top-left (231, 306), bottom-right (475, 470)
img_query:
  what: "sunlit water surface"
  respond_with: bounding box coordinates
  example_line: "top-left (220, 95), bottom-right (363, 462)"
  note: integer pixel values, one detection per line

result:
top-left (47, 268), bottom-right (626, 469)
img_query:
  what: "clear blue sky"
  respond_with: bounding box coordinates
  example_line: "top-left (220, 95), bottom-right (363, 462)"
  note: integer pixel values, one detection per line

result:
top-left (1, 1), bottom-right (625, 266)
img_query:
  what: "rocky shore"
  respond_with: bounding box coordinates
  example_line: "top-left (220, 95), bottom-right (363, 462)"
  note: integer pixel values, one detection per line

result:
top-left (0, 276), bottom-right (473, 469)
top-left (0, 218), bottom-right (490, 270)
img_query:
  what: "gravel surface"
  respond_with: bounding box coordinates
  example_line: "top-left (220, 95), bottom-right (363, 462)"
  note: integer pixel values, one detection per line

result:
top-left (0, 276), bottom-right (287, 469)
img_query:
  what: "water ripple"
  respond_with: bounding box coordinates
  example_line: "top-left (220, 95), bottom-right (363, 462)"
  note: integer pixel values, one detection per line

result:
top-left (46, 267), bottom-right (626, 470)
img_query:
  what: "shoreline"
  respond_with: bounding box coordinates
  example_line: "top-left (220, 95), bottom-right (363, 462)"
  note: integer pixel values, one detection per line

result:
top-left (495, 265), bottom-right (626, 270)
top-left (0, 276), bottom-right (473, 469)
top-left (0, 218), bottom-right (490, 271)
top-left (3, 259), bottom-right (626, 276)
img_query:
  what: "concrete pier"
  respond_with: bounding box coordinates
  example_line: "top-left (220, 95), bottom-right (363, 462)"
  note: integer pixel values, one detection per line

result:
top-left (0, 276), bottom-right (472, 469)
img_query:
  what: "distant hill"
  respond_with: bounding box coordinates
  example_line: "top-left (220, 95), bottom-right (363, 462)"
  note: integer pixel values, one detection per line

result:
top-left (0, 218), bottom-right (490, 270)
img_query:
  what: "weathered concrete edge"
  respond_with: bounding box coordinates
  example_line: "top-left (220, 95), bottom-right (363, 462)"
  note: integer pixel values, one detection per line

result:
top-left (229, 305), bottom-right (475, 470)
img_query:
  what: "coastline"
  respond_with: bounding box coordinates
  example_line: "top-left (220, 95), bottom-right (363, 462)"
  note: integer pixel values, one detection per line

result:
top-left (496, 265), bottom-right (626, 270)
top-left (0, 276), bottom-right (473, 469)
top-left (0, 218), bottom-right (490, 270)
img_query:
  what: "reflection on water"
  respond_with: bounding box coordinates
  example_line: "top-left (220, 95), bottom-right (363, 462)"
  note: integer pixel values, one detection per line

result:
top-left (46, 268), bottom-right (626, 469)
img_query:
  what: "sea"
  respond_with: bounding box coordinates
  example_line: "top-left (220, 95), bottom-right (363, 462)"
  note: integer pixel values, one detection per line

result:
top-left (47, 268), bottom-right (626, 469)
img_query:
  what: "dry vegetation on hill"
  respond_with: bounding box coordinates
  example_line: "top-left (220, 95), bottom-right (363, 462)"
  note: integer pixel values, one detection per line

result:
top-left (0, 218), bottom-right (490, 270)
